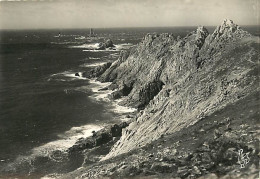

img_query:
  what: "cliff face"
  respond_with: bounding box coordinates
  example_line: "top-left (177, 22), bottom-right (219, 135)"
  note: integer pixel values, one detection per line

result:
top-left (96, 19), bottom-right (259, 159)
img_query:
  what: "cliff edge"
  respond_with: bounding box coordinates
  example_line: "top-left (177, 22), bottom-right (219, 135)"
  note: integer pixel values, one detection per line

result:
top-left (63, 19), bottom-right (259, 179)
top-left (102, 19), bottom-right (259, 159)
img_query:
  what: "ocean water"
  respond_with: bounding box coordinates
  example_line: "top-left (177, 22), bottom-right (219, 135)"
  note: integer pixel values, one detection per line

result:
top-left (0, 26), bottom-right (259, 178)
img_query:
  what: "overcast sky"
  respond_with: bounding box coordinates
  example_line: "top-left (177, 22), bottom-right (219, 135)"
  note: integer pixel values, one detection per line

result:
top-left (0, 0), bottom-right (259, 29)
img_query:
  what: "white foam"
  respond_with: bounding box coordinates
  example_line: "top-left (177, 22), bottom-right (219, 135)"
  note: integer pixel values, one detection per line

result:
top-left (82, 49), bottom-right (118, 52)
top-left (80, 62), bottom-right (107, 68)
top-left (50, 71), bottom-right (86, 81)
top-left (87, 79), bottom-right (137, 114)
top-left (32, 125), bottom-right (102, 155)
top-left (4, 124), bottom-right (103, 174)
top-left (54, 34), bottom-right (81, 38)
top-left (88, 57), bottom-right (100, 60)
top-left (70, 43), bottom-right (100, 49)
top-left (63, 72), bottom-right (85, 80)
top-left (75, 36), bottom-right (86, 40)
top-left (51, 42), bottom-right (81, 45)
top-left (88, 79), bottom-right (113, 101)
top-left (114, 43), bottom-right (133, 50)
top-left (113, 97), bottom-right (136, 113)
top-left (40, 64), bottom-right (136, 177)
top-left (70, 43), bottom-right (134, 52)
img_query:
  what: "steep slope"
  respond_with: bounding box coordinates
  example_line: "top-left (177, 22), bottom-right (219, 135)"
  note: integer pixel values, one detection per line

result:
top-left (97, 19), bottom-right (259, 159)
top-left (63, 91), bottom-right (259, 179)
top-left (61, 19), bottom-right (259, 179)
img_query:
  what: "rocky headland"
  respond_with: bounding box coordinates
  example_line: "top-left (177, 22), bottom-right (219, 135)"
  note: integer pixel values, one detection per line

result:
top-left (63, 19), bottom-right (259, 179)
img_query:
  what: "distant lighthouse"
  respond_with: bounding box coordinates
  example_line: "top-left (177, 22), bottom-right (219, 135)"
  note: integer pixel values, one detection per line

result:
top-left (89, 28), bottom-right (94, 37)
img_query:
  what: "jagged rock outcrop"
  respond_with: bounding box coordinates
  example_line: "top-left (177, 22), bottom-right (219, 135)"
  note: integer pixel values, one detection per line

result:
top-left (210, 19), bottom-right (249, 40)
top-left (137, 80), bottom-right (165, 110)
top-left (63, 19), bottom-right (259, 179)
top-left (196, 19), bottom-right (252, 69)
top-left (98, 50), bottom-right (131, 82)
top-left (97, 39), bottom-right (115, 50)
top-left (68, 122), bottom-right (129, 153)
top-left (82, 62), bottom-right (112, 78)
top-left (96, 19), bottom-right (259, 159)
top-left (108, 82), bottom-right (134, 100)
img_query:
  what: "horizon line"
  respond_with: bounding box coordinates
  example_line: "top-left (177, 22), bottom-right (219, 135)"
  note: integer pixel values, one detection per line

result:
top-left (0, 24), bottom-right (259, 31)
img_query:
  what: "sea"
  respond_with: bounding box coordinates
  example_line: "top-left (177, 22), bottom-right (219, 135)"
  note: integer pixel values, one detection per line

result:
top-left (0, 26), bottom-right (259, 178)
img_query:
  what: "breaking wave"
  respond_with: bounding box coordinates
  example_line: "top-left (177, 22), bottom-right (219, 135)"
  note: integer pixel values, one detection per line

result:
top-left (1, 124), bottom-right (103, 177)
top-left (80, 62), bottom-right (107, 68)
top-left (70, 43), bottom-right (133, 52)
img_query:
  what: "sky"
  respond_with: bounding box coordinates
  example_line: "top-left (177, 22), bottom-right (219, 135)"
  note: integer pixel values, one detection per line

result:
top-left (0, 0), bottom-right (259, 29)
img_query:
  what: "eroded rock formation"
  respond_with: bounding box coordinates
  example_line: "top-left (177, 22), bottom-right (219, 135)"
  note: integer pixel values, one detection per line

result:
top-left (65, 19), bottom-right (259, 179)
top-left (97, 39), bottom-right (115, 50)
top-left (82, 62), bottom-right (112, 78)
top-left (101, 19), bottom-right (259, 160)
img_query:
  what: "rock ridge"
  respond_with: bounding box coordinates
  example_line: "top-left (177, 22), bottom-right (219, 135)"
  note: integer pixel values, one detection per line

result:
top-left (67, 19), bottom-right (259, 179)
top-left (95, 19), bottom-right (259, 160)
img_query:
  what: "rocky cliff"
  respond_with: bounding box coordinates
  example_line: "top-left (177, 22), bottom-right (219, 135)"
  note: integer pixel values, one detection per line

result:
top-left (99, 19), bottom-right (259, 159)
top-left (64, 19), bottom-right (259, 178)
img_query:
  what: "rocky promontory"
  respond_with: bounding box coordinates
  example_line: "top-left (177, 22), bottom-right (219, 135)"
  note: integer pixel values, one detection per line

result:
top-left (102, 19), bottom-right (259, 159)
top-left (64, 19), bottom-right (259, 179)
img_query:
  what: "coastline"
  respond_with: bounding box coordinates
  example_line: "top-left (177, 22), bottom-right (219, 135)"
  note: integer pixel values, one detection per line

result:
top-left (41, 61), bottom-right (137, 178)
top-left (0, 59), bottom-right (137, 179)
top-left (59, 21), bottom-right (259, 179)
top-left (1, 21), bottom-right (258, 179)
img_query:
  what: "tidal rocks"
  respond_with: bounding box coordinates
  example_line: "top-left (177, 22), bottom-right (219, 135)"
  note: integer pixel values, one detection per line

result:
top-left (108, 83), bottom-right (133, 100)
top-left (97, 39), bottom-right (115, 50)
top-left (68, 121), bottom-right (129, 153)
top-left (82, 62), bottom-right (112, 78)
top-left (75, 72), bottom-right (80, 77)
top-left (104, 39), bottom-right (115, 48)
